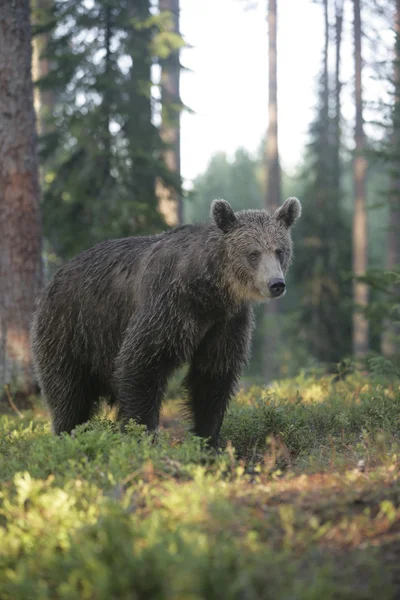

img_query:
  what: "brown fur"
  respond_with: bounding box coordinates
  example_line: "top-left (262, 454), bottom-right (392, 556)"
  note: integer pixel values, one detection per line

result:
top-left (30, 197), bottom-right (301, 447)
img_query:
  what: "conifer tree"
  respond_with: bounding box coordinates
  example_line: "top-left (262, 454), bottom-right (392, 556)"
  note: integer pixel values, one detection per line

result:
top-left (292, 0), bottom-right (352, 366)
top-left (381, 0), bottom-right (400, 359)
top-left (39, 0), bottom-right (183, 259)
top-left (0, 0), bottom-right (43, 395)
top-left (158, 0), bottom-right (183, 226)
top-left (352, 0), bottom-right (369, 358)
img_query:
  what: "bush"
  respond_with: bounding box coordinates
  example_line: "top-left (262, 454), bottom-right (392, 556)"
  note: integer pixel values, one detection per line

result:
top-left (1, 372), bottom-right (400, 598)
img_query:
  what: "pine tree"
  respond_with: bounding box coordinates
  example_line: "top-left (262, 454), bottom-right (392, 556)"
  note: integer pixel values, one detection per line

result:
top-left (0, 0), bottom-right (43, 396)
top-left (292, 0), bottom-right (352, 366)
top-left (381, 0), bottom-right (400, 359)
top-left (334, 0), bottom-right (344, 195)
top-left (187, 149), bottom-right (263, 224)
top-left (352, 0), bottom-right (369, 358)
top-left (263, 0), bottom-right (282, 381)
top-left (40, 0), bottom-right (183, 260)
top-left (158, 0), bottom-right (183, 226)
top-left (32, 0), bottom-right (54, 137)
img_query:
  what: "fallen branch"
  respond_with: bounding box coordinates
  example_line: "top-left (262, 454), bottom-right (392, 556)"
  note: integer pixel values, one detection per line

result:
top-left (4, 385), bottom-right (23, 419)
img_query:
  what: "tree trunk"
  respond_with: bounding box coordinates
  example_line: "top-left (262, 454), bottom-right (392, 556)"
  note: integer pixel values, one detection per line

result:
top-left (0, 0), bottom-right (43, 396)
top-left (323, 0), bottom-right (330, 150)
top-left (263, 0), bottom-right (281, 381)
top-left (381, 0), bottom-right (400, 358)
top-left (326, 0), bottom-right (343, 276)
top-left (158, 0), bottom-right (182, 227)
top-left (265, 0), bottom-right (280, 214)
top-left (333, 0), bottom-right (343, 192)
top-left (127, 0), bottom-right (157, 216)
top-left (319, 0), bottom-right (331, 191)
top-left (31, 0), bottom-right (54, 136)
top-left (102, 3), bottom-right (112, 181)
top-left (352, 0), bottom-right (369, 358)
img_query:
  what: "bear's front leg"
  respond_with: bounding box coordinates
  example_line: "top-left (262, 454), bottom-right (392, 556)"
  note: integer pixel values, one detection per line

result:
top-left (113, 314), bottom-right (179, 432)
top-left (184, 367), bottom-right (238, 449)
top-left (184, 306), bottom-right (254, 449)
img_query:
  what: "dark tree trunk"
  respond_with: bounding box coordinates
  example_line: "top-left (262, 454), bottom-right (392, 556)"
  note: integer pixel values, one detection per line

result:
top-left (127, 0), bottom-right (156, 213)
top-left (32, 0), bottom-right (54, 136)
top-left (265, 0), bottom-right (280, 214)
top-left (0, 0), bottom-right (43, 395)
top-left (333, 0), bottom-right (343, 193)
top-left (381, 0), bottom-right (400, 358)
top-left (102, 3), bottom-right (112, 179)
top-left (158, 0), bottom-right (182, 226)
top-left (263, 0), bottom-right (281, 381)
top-left (318, 0), bottom-right (331, 193)
top-left (323, 0), bottom-right (330, 149)
top-left (352, 0), bottom-right (369, 358)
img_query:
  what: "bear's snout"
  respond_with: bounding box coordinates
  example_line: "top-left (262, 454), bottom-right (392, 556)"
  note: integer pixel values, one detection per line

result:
top-left (268, 278), bottom-right (286, 297)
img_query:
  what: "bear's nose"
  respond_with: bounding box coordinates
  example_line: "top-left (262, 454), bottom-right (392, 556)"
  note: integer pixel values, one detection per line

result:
top-left (268, 278), bottom-right (286, 297)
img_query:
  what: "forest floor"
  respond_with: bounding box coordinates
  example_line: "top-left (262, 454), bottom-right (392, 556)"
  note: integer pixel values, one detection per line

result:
top-left (1, 371), bottom-right (400, 599)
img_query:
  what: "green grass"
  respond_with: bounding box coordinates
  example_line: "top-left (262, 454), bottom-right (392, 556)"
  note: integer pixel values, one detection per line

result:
top-left (1, 372), bottom-right (400, 599)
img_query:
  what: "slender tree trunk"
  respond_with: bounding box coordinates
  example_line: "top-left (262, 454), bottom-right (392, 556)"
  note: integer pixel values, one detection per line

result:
top-left (158, 0), bottom-right (182, 226)
top-left (0, 0), bottom-right (43, 395)
top-left (310, 0), bottom-right (330, 350)
top-left (327, 0), bottom-right (343, 276)
top-left (31, 0), bottom-right (54, 136)
top-left (263, 0), bottom-right (281, 381)
top-left (319, 0), bottom-right (331, 190)
top-left (381, 0), bottom-right (400, 358)
top-left (102, 4), bottom-right (112, 180)
top-left (323, 0), bottom-right (330, 150)
top-left (333, 0), bottom-right (343, 191)
top-left (265, 0), bottom-right (280, 213)
top-left (127, 0), bottom-right (156, 213)
top-left (352, 0), bottom-right (369, 358)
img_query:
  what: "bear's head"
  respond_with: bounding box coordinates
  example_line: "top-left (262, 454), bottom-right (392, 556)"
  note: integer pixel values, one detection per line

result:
top-left (211, 197), bottom-right (302, 303)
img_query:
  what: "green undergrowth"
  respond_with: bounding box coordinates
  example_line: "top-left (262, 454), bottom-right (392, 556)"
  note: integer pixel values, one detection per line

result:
top-left (1, 372), bottom-right (400, 599)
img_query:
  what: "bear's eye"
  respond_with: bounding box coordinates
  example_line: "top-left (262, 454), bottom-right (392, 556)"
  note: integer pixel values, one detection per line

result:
top-left (276, 249), bottom-right (284, 262)
top-left (248, 251), bottom-right (260, 264)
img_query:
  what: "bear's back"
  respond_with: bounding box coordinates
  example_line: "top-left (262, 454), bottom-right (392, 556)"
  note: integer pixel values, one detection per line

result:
top-left (32, 226), bottom-right (213, 386)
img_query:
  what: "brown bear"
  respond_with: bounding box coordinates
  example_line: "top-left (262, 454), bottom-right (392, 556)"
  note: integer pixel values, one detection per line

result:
top-left (31, 197), bottom-right (301, 448)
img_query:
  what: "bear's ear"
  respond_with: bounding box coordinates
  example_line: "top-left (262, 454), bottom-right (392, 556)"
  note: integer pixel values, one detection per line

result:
top-left (274, 197), bottom-right (302, 228)
top-left (211, 199), bottom-right (236, 233)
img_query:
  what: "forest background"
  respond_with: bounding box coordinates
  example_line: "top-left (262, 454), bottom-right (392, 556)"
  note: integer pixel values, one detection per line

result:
top-left (0, 0), bottom-right (399, 398)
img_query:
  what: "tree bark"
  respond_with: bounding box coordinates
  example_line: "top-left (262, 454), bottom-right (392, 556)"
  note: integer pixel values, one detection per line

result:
top-left (381, 0), bottom-right (400, 358)
top-left (102, 3), bottom-right (112, 181)
top-left (333, 0), bottom-right (343, 192)
top-left (31, 0), bottom-right (54, 136)
top-left (158, 0), bottom-right (182, 227)
top-left (323, 0), bottom-right (330, 150)
top-left (263, 0), bottom-right (281, 381)
top-left (352, 0), bottom-right (369, 358)
top-left (265, 0), bottom-right (280, 214)
top-left (318, 0), bottom-right (331, 192)
top-left (127, 0), bottom-right (156, 216)
top-left (0, 0), bottom-right (43, 395)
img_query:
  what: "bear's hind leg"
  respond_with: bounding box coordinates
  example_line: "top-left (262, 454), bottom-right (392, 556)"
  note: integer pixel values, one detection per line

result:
top-left (41, 371), bottom-right (99, 435)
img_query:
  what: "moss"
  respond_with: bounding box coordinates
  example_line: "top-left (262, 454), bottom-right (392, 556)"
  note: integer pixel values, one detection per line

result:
top-left (0, 372), bottom-right (399, 598)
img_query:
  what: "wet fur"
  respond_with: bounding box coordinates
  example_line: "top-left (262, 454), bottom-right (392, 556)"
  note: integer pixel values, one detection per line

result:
top-left (31, 199), bottom-right (300, 447)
